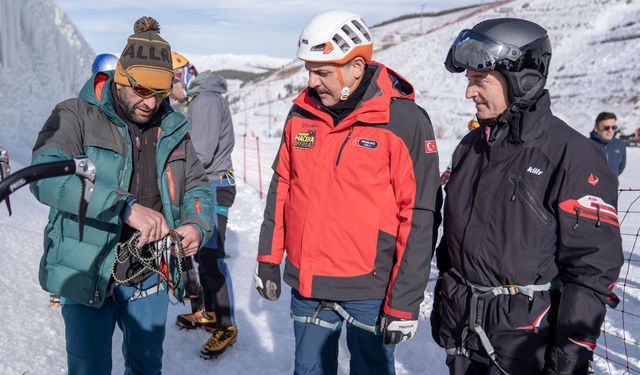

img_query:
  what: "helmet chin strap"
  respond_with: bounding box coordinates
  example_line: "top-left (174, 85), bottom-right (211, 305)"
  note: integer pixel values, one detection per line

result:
top-left (335, 65), bottom-right (350, 101)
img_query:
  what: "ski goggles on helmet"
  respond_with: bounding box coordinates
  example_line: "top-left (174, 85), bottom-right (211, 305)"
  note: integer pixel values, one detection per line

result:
top-left (173, 67), bottom-right (186, 84)
top-left (123, 69), bottom-right (173, 100)
top-left (444, 29), bottom-right (523, 73)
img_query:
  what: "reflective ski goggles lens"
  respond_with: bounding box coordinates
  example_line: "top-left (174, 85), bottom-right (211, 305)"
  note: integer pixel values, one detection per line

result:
top-left (174, 67), bottom-right (185, 83)
top-left (445, 30), bottom-right (522, 73)
top-left (124, 71), bottom-right (172, 100)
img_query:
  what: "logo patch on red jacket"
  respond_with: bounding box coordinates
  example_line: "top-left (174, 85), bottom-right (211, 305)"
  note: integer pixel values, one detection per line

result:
top-left (588, 173), bottom-right (599, 186)
top-left (425, 140), bottom-right (438, 153)
top-left (354, 138), bottom-right (377, 149)
top-left (294, 130), bottom-right (316, 150)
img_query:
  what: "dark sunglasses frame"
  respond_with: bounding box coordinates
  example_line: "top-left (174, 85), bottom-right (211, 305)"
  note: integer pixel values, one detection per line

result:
top-left (601, 125), bottom-right (618, 131)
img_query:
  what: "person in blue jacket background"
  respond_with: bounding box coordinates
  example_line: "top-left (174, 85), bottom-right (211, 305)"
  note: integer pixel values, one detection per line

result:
top-left (590, 111), bottom-right (626, 177)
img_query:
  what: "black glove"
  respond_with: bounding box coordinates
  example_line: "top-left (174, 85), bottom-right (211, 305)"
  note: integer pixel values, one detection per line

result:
top-left (380, 314), bottom-right (418, 345)
top-left (544, 336), bottom-right (594, 375)
top-left (254, 262), bottom-right (281, 301)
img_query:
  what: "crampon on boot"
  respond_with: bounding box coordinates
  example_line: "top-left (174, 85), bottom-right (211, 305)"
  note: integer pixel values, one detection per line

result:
top-left (200, 325), bottom-right (237, 359)
top-left (49, 294), bottom-right (61, 308)
top-left (176, 310), bottom-right (217, 330)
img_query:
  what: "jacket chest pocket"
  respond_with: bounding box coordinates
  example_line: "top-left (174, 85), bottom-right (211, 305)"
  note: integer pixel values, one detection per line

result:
top-left (509, 174), bottom-right (553, 225)
top-left (335, 134), bottom-right (388, 181)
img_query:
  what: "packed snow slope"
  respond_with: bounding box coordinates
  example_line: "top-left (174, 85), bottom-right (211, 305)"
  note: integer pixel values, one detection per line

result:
top-left (185, 53), bottom-right (291, 75)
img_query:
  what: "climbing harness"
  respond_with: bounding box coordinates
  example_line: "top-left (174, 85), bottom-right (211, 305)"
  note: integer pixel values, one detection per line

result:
top-left (222, 169), bottom-right (236, 186)
top-left (445, 268), bottom-right (561, 375)
top-left (291, 300), bottom-right (381, 335)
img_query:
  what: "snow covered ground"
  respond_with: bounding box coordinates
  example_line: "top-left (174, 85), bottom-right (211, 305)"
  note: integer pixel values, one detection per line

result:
top-left (186, 53), bottom-right (292, 75)
top-left (0, 138), bottom-right (637, 374)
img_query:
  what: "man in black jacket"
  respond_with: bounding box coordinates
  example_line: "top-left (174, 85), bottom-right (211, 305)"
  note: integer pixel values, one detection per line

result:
top-left (432, 18), bottom-right (624, 375)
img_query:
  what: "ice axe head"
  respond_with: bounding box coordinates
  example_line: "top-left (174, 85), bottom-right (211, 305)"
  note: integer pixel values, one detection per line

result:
top-left (0, 147), bottom-right (12, 216)
top-left (73, 156), bottom-right (96, 241)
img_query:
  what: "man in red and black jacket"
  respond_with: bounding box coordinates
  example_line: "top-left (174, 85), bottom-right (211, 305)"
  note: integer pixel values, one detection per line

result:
top-left (434, 18), bottom-right (624, 375)
top-left (254, 10), bottom-right (441, 374)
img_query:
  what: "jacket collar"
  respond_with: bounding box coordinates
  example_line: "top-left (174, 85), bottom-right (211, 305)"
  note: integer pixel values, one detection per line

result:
top-left (488, 90), bottom-right (553, 145)
top-left (589, 130), bottom-right (611, 145)
top-left (292, 61), bottom-right (415, 130)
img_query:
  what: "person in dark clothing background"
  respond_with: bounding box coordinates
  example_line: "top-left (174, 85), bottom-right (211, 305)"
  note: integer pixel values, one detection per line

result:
top-left (432, 18), bottom-right (624, 375)
top-left (173, 68), bottom-right (238, 359)
top-left (589, 111), bottom-right (626, 177)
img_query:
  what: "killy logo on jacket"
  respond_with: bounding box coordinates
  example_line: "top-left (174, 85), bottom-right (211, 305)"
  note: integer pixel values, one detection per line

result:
top-left (527, 166), bottom-right (543, 175)
top-left (588, 173), bottom-right (599, 186)
top-left (294, 130), bottom-right (316, 150)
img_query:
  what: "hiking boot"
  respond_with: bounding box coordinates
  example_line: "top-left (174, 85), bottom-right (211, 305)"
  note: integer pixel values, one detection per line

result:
top-left (200, 325), bottom-right (237, 359)
top-left (176, 310), bottom-right (217, 330)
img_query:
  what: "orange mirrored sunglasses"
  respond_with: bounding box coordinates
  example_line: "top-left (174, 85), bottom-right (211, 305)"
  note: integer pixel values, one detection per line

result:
top-left (123, 69), bottom-right (172, 100)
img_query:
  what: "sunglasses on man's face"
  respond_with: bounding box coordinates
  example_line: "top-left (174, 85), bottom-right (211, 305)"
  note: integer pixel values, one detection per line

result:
top-left (602, 125), bottom-right (618, 131)
top-left (124, 70), bottom-right (172, 100)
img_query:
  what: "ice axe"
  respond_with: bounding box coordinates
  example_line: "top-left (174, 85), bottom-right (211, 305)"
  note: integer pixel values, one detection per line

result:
top-left (0, 147), bottom-right (12, 215)
top-left (0, 155), bottom-right (96, 241)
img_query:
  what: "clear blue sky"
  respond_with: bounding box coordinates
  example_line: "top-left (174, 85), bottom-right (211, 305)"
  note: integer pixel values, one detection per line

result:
top-left (58, 0), bottom-right (487, 58)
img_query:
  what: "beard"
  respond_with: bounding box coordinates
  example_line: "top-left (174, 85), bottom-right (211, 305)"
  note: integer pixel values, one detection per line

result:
top-left (116, 88), bottom-right (160, 125)
top-left (124, 100), bottom-right (156, 124)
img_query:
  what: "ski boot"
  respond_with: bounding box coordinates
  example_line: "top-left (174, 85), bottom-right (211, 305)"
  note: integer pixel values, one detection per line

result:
top-left (200, 325), bottom-right (237, 359)
top-left (176, 310), bottom-right (217, 330)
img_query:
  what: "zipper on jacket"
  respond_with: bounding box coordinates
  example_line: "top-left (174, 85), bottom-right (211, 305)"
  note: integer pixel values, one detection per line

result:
top-left (335, 127), bottom-right (354, 166)
top-left (573, 207), bottom-right (581, 230)
top-left (510, 179), bottom-right (518, 201)
top-left (508, 175), bottom-right (553, 224)
top-left (90, 241), bottom-right (111, 305)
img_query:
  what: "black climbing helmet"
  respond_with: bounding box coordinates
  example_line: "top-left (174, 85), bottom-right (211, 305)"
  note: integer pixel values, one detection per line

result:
top-left (444, 18), bottom-right (552, 107)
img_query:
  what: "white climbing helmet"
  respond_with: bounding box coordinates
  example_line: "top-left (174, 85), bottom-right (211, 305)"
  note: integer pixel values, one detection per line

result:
top-left (297, 10), bottom-right (373, 64)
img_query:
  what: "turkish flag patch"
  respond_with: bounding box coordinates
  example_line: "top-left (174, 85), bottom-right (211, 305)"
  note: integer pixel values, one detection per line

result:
top-left (425, 140), bottom-right (438, 154)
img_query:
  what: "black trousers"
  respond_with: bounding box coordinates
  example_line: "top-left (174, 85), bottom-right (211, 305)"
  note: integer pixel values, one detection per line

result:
top-left (195, 183), bottom-right (236, 327)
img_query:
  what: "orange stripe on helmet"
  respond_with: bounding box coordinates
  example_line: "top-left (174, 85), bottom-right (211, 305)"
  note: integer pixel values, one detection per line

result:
top-left (304, 44), bottom-right (373, 65)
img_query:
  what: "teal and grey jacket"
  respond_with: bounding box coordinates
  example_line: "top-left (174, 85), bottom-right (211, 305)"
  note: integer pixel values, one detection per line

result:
top-left (30, 72), bottom-right (215, 308)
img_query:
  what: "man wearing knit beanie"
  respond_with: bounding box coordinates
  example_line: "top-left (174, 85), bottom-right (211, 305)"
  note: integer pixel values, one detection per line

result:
top-left (31, 16), bottom-right (215, 374)
top-left (113, 17), bottom-right (174, 123)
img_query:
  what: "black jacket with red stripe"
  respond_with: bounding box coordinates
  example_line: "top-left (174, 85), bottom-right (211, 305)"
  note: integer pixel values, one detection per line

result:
top-left (433, 91), bottom-right (623, 366)
top-left (258, 62), bottom-right (442, 320)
